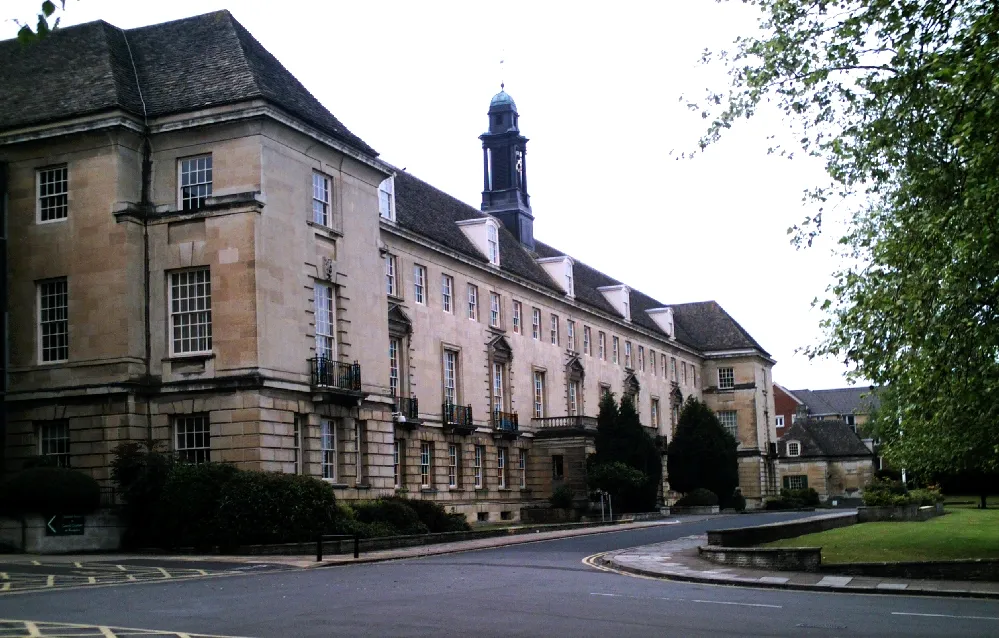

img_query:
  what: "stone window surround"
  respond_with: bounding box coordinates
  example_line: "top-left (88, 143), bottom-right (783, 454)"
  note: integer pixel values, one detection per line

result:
top-left (177, 153), bottom-right (213, 211)
top-left (175, 414), bottom-right (211, 464)
top-left (169, 267), bottom-right (212, 357)
top-left (718, 366), bottom-right (735, 389)
top-left (37, 277), bottom-right (69, 364)
top-left (441, 342), bottom-right (463, 408)
top-left (787, 440), bottom-right (801, 457)
top-left (37, 420), bottom-right (70, 467)
top-left (36, 163), bottom-right (69, 223)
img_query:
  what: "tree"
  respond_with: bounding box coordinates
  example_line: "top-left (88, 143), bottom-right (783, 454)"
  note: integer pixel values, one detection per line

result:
top-left (695, 1), bottom-right (999, 482)
top-left (588, 393), bottom-right (662, 512)
top-left (666, 398), bottom-right (738, 503)
top-left (14, 1), bottom-right (69, 43)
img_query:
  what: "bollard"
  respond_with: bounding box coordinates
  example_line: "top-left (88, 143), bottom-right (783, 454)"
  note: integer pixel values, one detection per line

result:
top-left (316, 534), bottom-right (323, 562)
top-left (354, 533), bottom-right (360, 559)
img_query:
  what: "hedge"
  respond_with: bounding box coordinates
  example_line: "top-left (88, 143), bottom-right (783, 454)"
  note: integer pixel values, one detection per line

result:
top-left (675, 488), bottom-right (718, 507)
top-left (0, 467), bottom-right (101, 516)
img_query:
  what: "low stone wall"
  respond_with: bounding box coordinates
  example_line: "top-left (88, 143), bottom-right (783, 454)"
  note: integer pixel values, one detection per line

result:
top-left (706, 512), bottom-right (857, 547)
top-left (671, 506), bottom-right (720, 516)
top-left (822, 558), bottom-right (999, 582)
top-left (0, 511), bottom-right (124, 554)
top-left (699, 545), bottom-right (822, 572)
top-left (857, 503), bottom-right (944, 522)
top-left (520, 507), bottom-right (577, 524)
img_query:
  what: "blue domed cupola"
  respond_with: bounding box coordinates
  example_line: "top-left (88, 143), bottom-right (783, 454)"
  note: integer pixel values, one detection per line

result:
top-left (480, 85), bottom-right (534, 250)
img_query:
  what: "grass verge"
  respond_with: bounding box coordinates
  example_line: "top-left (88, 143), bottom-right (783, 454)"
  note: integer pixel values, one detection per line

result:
top-left (765, 508), bottom-right (999, 563)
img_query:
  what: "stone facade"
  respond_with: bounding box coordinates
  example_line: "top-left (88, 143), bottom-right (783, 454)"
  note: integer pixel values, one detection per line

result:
top-left (0, 11), bottom-right (781, 521)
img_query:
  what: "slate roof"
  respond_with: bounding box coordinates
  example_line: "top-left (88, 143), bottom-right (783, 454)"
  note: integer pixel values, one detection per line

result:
top-left (0, 11), bottom-right (375, 155)
top-left (779, 420), bottom-right (874, 459)
top-left (790, 387), bottom-right (880, 417)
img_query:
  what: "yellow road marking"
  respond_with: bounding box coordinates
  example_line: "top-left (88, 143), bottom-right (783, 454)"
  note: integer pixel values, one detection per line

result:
top-left (30, 561), bottom-right (41, 566)
top-left (0, 572), bottom-right (7, 579)
top-left (99, 626), bottom-right (116, 638)
top-left (116, 565), bottom-right (127, 571)
top-left (24, 620), bottom-right (42, 636)
top-left (73, 562), bottom-right (83, 569)
top-left (157, 567), bottom-right (171, 578)
top-left (88, 577), bottom-right (97, 585)
top-left (0, 583), bottom-right (9, 592)
top-left (45, 575), bottom-right (54, 587)
top-left (196, 570), bottom-right (208, 577)
top-left (127, 574), bottom-right (137, 581)
top-left (0, 619), bottom-right (255, 637)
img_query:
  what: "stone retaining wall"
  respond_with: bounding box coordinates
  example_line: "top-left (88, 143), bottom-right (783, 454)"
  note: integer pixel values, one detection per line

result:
top-left (857, 503), bottom-right (944, 522)
top-left (822, 558), bottom-right (999, 582)
top-left (698, 545), bottom-right (822, 571)
top-left (0, 511), bottom-right (124, 553)
top-left (706, 512), bottom-right (857, 547)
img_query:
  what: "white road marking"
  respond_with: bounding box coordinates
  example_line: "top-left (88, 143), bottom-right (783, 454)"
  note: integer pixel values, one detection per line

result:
top-left (892, 612), bottom-right (999, 621)
top-left (692, 599), bottom-right (782, 609)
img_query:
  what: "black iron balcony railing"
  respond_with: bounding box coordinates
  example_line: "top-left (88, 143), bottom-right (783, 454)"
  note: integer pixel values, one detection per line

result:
top-left (531, 415), bottom-right (598, 430)
top-left (442, 402), bottom-right (473, 429)
top-left (394, 396), bottom-right (419, 420)
top-left (310, 358), bottom-right (362, 392)
top-left (491, 410), bottom-right (519, 434)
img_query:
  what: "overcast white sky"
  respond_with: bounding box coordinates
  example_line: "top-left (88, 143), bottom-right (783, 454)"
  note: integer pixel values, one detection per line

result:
top-left (5, 0), bottom-right (865, 390)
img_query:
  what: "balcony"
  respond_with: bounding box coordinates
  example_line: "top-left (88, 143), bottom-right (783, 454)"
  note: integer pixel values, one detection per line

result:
top-left (393, 396), bottom-right (422, 429)
top-left (309, 358), bottom-right (364, 406)
top-left (531, 415), bottom-right (598, 438)
top-left (491, 410), bottom-right (519, 438)
top-left (442, 402), bottom-right (475, 435)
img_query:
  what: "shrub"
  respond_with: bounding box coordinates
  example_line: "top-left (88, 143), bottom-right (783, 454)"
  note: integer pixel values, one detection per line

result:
top-left (764, 488), bottom-right (821, 510)
top-left (157, 462), bottom-right (239, 549)
top-left (666, 398), bottom-right (738, 504)
top-left (110, 442), bottom-right (174, 548)
top-left (383, 497), bottom-right (470, 533)
top-left (549, 486), bottom-right (575, 510)
top-left (675, 488), bottom-right (718, 507)
top-left (351, 499), bottom-right (428, 536)
top-left (724, 489), bottom-right (747, 512)
top-left (0, 467), bottom-right (101, 516)
top-left (908, 487), bottom-right (944, 506)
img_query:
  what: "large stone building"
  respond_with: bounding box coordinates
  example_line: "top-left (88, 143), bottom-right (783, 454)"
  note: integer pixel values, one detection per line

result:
top-left (0, 11), bottom-right (779, 518)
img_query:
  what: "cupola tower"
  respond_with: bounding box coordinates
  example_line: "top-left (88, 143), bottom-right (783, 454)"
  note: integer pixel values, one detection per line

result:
top-left (480, 86), bottom-right (534, 250)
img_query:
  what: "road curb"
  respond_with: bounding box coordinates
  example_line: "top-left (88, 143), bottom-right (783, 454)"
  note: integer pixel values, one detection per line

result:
top-left (594, 555), bottom-right (999, 600)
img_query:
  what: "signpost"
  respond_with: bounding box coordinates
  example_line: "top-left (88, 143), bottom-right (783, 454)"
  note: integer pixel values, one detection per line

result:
top-left (45, 514), bottom-right (85, 536)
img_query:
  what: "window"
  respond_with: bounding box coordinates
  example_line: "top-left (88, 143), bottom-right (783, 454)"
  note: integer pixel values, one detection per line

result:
top-left (625, 341), bottom-right (632, 368)
top-left (38, 278), bottom-right (68, 363)
top-left (568, 379), bottom-right (580, 416)
top-left (378, 177), bottom-right (395, 220)
top-left (385, 254), bottom-right (397, 297)
top-left (612, 336), bottom-right (620, 364)
top-left (550, 314), bottom-right (559, 346)
top-left (718, 410), bottom-right (738, 441)
top-left (565, 267), bottom-right (574, 297)
top-left (599, 332), bottom-right (606, 360)
top-left (467, 284), bottom-right (478, 320)
top-left (413, 265), bottom-right (426, 304)
top-left (512, 301), bottom-right (522, 334)
top-left (600, 383), bottom-right (612, 399)
top-left (487, 224), bottom-right (499, 265)
top-left (518, 449), bottom-right (527, 488)
top-left (170, 269), bottom-right (212, 355)
top-left (355, 421), bottom-right (365, 484)
top-left (718, 367), bottom-right (735, 389)
top-left (492, 362), bottom-right (505, 413)
top-left (442, 275), bottom-right (454, 313)
top-left (661, 354), bottom-right (667, 378)
top-left (693, 365), bottom-right (699, 388)
top-left (312, 171), bottom-right (331, 227)
top-left (787, 441), bottom-right (801, 457)
top-left (775, 415), bottom-right (785, 428)
top-left (293, 416), bottom-right (302, 475)
top-left (845, 414), bottom-right (857, 430)
top-left (533, 371), bottom-right (546, 418)
top-left (583, 326), bottom-right (591, 356)
top-left (682, 362), bottom-right (688, 385)
top-left (448, 443), bottom-right (459, 488)
top-left (389, 338), bottom-right (400, 397)
top-left (179, 155), bottom-right (212, 211)
top-left (552, 455), bottom-right (564, 480)
top-left (490, 292), bottom-right (501, 328)
top-left (420, 442), bottom-right (433, 488)
top-left (314, 282), bottom-right (335, 360)
top-left (443, 349), bottom-right (459, 405)
top-left (474, 445), bottom-right (484, 488)
top-left (175, 415), bottom-right (210, 464)
top-left (670, 357), bottom-right (677, 382)
top-left (37, 165), bottom-right (68, 222)
top-left (38, 420), bottom-right (70, 467)
top-left (393, 440), bottom-right (401, 488)
top-left (567, 320), bottom-right (576, 352)
top-left (532, 308), bottom-right (541, 339)
top-left (497, 447), bottom-right (508, 488)
top-left (784, 475), bottom-right (808, 490)
top-left (321, 418), bottom-right (337, 480)
top-left (638, 346), bottom-right (645, 372)
top-left (650, 350), bottom-right (656, 376)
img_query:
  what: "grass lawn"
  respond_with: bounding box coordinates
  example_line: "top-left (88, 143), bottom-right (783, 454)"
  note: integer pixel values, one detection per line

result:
top-left (765, 507), bottom-right (999, 563)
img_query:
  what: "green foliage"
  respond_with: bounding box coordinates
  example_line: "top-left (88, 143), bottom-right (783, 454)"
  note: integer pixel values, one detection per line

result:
top-left (158, 462), bottom-right (240, 549)
top-left (696, 0), bottom-right (999, 480)
top-left (862, 478), bottom-right (942, 506)
top-left (674, 488), bottom-right (718, 507)
top-left (765, 488), bottom-right (821, 510)
top-left (666, 398), bottom-right (738, 501)
top-left (588, 462), bottom-right (647, 499)
top-left (589, 394), bottom-right (663, 512)
top-left (15, 1), bottom-right (68, 43)
top-left (110, 442), bottom-right (175, 548)
top-left (350, 499), bottom-right (429, 536)
top-left (381, 497), bottom-right (471, 534)
top-left (549, 485), bottom-right (575, 510)
top-left (0, 467), bottom-right (100, 516)
top-left (728, 489), bottom-right (747, 512)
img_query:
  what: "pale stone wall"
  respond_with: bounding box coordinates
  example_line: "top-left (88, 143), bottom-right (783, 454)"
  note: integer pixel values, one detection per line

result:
top-left (779, 457), bottom-right (875, 500)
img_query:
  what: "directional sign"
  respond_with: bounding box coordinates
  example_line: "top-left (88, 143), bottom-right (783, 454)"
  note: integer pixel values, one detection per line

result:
top-left (45, 514), bottom-right (85, 536)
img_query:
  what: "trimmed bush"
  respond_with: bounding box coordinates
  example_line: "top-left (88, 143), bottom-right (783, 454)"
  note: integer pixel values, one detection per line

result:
top-left (0, 467), bottom-right (101, 516)
top-left (549, 485), bottom-right (575, 510)
top-left (157, 462), bottom-right (239, 549)
top-left (110, 442), bottom-right (174, 548)
top-left (765, 487), bottom-right (821, 510)
top-left (675, 488), bottom-right (718, 507)
top-left (383, 497), bottom-right (470, 533)
top-left (725, 489), bottom-right (747, 512)
top-left (351, 499), bottom-right (429, 536)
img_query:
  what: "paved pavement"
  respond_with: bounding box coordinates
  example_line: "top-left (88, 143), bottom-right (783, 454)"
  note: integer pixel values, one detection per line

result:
top-left (596, 534), bottom-right (999, 599)
top-left (1, 512), bottom-right (998, 636)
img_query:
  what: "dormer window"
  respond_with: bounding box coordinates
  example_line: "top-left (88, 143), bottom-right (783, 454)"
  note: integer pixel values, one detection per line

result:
top-left (537, 256), bottom-right (575, 298)
top-left (787, 441), bottom-right (801, 457)
top-left (646, 307), bottom-right (675, 338)
top-left (565, 267), bottom-right (574, 297)
top-left (597, 285), bottom-right (631, 321)
top-left (487, 224), bottom-right (499, 265)
top-left (378, 176), bottom-right (395, 221)
top-left (456, 218), bottom-right (501, 266)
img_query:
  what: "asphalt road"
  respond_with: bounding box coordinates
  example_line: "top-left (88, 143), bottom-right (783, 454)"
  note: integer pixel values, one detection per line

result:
top-left (2, 512), bottom-right (999, 637)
